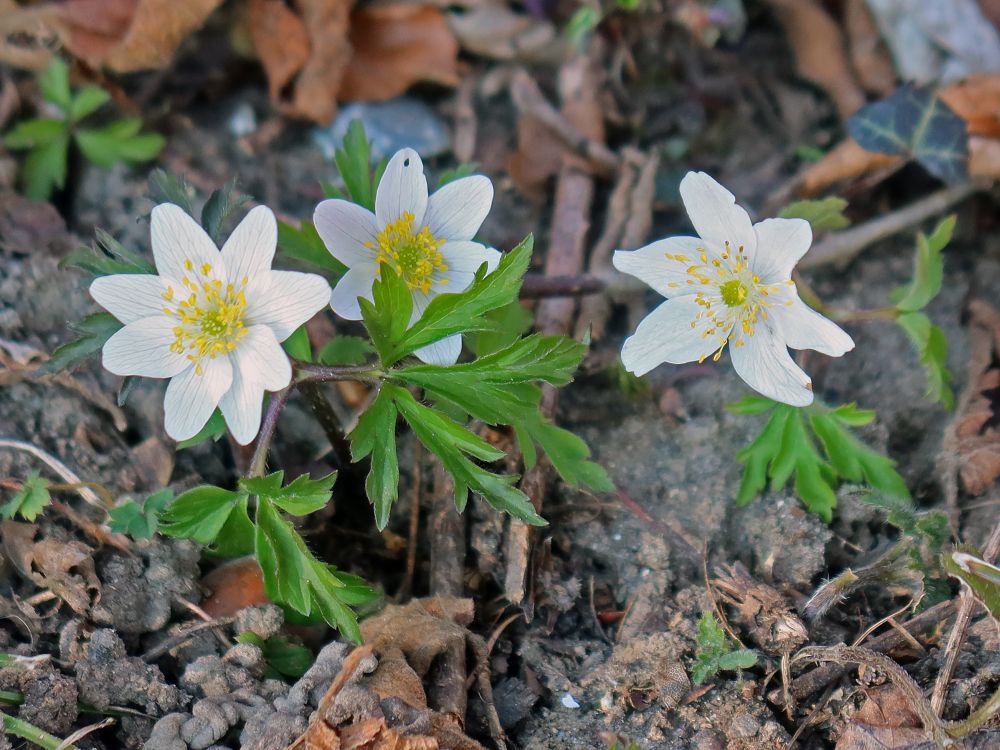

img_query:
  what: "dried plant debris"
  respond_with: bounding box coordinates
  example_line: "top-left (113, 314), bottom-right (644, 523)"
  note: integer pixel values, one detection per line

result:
top-left (713, 562), bottom-right (808, 655)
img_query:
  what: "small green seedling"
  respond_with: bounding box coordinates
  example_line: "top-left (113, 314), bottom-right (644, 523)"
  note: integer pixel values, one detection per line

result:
top-left (691, 611), bottom-right (757, 685)
top-left (4, 58), bottom-right (164, 200)
top-left (0, 472), bottom-right (51, 521)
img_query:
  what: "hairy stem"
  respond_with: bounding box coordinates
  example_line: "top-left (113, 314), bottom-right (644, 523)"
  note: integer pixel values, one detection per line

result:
top-left (295, 364), bottom-right (383, 385)
top-left (248, 387), bottom-right (292, 479)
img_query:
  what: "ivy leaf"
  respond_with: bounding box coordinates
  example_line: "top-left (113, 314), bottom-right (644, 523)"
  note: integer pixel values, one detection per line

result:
top-left (778, 197), bottom-right (850, 231)
top-left (335, 120), bottom-right (377, 210)
top-left (38, 58), bottom-right (71, 112)
top-left (318, 335), bottom-right (375, 365)
top-left (148, 169), bottom-right (195, 216)
top-left (159, 485), bottom-right (249, 545)
top-left (236, 633), bottom-right (313, 680)
top-left (240, 471), bottom-right (337, 517)
top-left (0, 472), bottom-right (51, 521)
top-left (202, 178), bottom-right (252, 243)
top-left (38, 312), bottom-right (123, 374)
top-left (897, 312), bottom-right (954, 409)
top-left (254, 498), bottom-right (370, 642)
top-left (108, 489), bottom-right (171, 539)
top-left (177, 409), bottom-right (227, 449)
top-left (847, 84), bottom-right (968, 184)
top-left (892, 216), bottom-right (955, 313)
top-left (943, 551), bottom-right (1000, 621)
top-left (276, 219), bottom-right (347, 277)
top-left (389, 385), bottom-right (544, 524)
top-left (62, 228), bottom-right (155, 277)
top-left (348, 388), bottom-right (399, 530)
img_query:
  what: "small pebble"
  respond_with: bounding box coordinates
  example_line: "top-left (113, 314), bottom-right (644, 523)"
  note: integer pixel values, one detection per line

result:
top-left (560, 692), bottom-right (580, 709)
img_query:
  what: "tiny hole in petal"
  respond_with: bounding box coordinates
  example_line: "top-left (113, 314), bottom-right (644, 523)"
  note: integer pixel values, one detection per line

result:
top-left (403, 158), bottom-right (411, 167)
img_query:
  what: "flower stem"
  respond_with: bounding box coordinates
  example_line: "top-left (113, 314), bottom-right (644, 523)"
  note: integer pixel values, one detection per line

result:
top-left (248, 386), bottom-right (292, 479)
top-left (1, 711), bottom-right (75, 750)
top-left (295, 363), bottom-right (384, 384)
top-left (298, 382), bottom-right (354, 470)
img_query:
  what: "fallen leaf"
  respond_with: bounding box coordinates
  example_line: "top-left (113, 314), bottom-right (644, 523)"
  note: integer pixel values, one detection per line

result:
top-left (843, 0), bottom-right (896, 97)
top-left (800, 138), bottom-right (899, 196)
top-left (970, 135), bottom-right (1000, 178)
top-left (446, 3), bottom-right (557, 62)
top-left (56, 0), bottom-right (226, 73)
top-left (835, 685), bottom-right (928, 749)
top-left (338, 5), bottom-right (459, 103)
top-left (248, 0), bottom-right (312, 102)
top-left (940, 74), bottom-right (1000, 138)
top-left (286, 0), bottom-right (355, 125)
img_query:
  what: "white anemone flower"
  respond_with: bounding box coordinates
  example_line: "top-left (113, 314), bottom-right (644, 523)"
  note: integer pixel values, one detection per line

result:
top-left (612, 171), bottom-right (854, 406)
top-left (314, 147), bottom-right (500, 365)
top-left (90, 204), bottom-right (332, 444)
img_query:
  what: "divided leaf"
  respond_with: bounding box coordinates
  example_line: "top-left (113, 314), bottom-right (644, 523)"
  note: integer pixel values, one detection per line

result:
top-left (892, 216), bottom-right (955, 313)
top-left (943, 551), bottom-right (1000, 622)
top-left (335, 120), bottom-right (377, 210)
top-left (39, 58), bottom-right (72, 112)
top-left (778, 197), bottom-right (850, 231)
top-left (277, 219), bottom-right (347, 277)
top-left (0, 472), bottom-right (52, 521)
top-left (897, 312), bottom-right (954, 409)
top-left (159, 485), bottom-right (248, 545)
top-left (240, 471), bottom-right (337, 517)
top-left (62, 228), bottom-right (156, 277)
top-left (108, 489), bottom-right (171, 539)
top-left (202, 179), bottom-right (253, 243)
top-left (348, 388), bottom-right (399, 530)
top-left (318, 335), bottom-right (375, 365)
top-left (691, 611), bottom-right (757, 685)
top-left (39, 312), bottom-right (123, 374)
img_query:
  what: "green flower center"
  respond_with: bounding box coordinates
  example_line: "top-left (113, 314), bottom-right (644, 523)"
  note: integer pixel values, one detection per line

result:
top-left (720, 279), bottom-right (748, 308)
top-left (369, 211), bottom-right (448, 294)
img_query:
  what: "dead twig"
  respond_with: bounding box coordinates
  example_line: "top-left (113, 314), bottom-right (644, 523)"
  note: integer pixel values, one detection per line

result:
top-left (520, 273), bottom-right (605, 298)
top-left (396, 441), bottom-right (422, 602)
top-left (141, 616), bottom-right (237, 662)
top-left (430, 458), bottom-right (464, 596)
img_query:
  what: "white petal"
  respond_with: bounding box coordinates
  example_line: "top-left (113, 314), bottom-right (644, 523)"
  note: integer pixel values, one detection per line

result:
top-left (612, 237), bottom-right (723, 299)
top-left (620, 296), bottom-right (727, 376)
top-left (221, 205), bottom-right (276, 285)
top-left (375, 148), bottom-right (428, 229)
top-left (752, 217), bottom-right (812, 283)
top-left (313, 199), bottom-right (379, 267)
top-left (730, 319), bottom-right (813, 407)
top-left (329, 265), bottom-right (378, 321)
top-left (423, 175), bottom-right (494, 241)
top-left (679, 172), bottom-right (756, 257)
top-left (414, 334), bottom-right (462, 365)
top-left (90, 274), bottom-right (170, 324)
top-left (244, 270), bottom-right (332, 342)
top-left (163, 357), bottom-right (233, 442)
top-left (221, 326), bottom-right (292, 445)
top-left (102, 317), bottom-right (189, 378)
top-left (150, 203), bottom-right (224, 284)
top-left (772, 295), bottom-right (854, 357)
top-left (438, 241), bottom-right (501, 293)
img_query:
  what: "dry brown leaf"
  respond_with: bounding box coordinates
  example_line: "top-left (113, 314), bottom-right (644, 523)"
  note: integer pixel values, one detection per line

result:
top-left (970, 135), bottom-right (1000, 178)
top-left (844, 0), bottom-right (896, 97)
top-left (286, 0), bottom-right (355, 125)
top-left (940, 74), bottom-right (1000, 138)
top-left (800, 138), bottom-right (900, 195)
top-left (764, 0), bottom-right (866, 121)
top-left (248, 0), bottom-right (312, 102)
top-left (446, 3), bottom-right (556, 62)
top-left (835, 685), bottom-right (928, 750)
top-left (56, 0), bottom-right (224, 73)
top-left (338, 5), bottom-right (459, 103)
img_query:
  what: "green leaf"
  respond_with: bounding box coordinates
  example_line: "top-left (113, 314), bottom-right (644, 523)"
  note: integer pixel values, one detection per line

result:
top-left (726, 395), bottom-right (778, 416)
top-left (177, 409), bottom-right (227, 449)
top-left (149, 169), bottom-right (195, 216)
top-left (69, 86), bottom-right (111, 122)
top-left (828, 402), bottom-right (876, 427)
top-left (847, 84), bottom-right (968, 184)
top-left (690, 611), bottom-right (755, 684)
top-left (778, 197), bottom-right (850, 231)
top-left (716, 649), bottom-right (759, 671)
top-left (943, 551), bottom-right (1000, 622)
top-left (236, 633), bottom-right (313, 680)
top-left (276, 219), bottom-right (347, 277)
top-left (202, 179), bottom-right (252, 243)
top-left (107, 489), bottom-right (171, 539)
top-left (360, 266), bottom-right (414, 364)
top-left (254, 498), bottom-right (369, 642)
top-left (811, 413), bottom-right (910, 500)
top-left (21, 133), bottom-right (70, 200)
top-left (61, 228), bottom-right (156, 276)
top-left (389, 385), bottom-right (544, 524)
top-left (114, 132), bottom-right (166, 162)
top-left (348, 388), bottom-right (399, 530)
top-left (467, 301), bottom-right (533, 357)
top-left (159, 485), bottom-right (249, 544)
top-left (318, 335), bottom-right (375, 365)
top-left (38, 312), bottom-right (123, 374)
top-left (892, 216), bottom-right (955, 313)
top-left (735, 406), bottom-right (789, 505)
top-left (208, 496), bottom-right (255, 557)
top-left (75, 119), bottom-right (163, 167)
top-left (240, 471), bottom-right (337, 516)
top-left (334, 120), bottom-right (376, 210)
top-left (282, 325), bottom-right (313, 362)
top-left (39, 58), bottom-right (71, 112)
top-left (897, 312), bottom-right (954, 409)
top-left (519, 412), bottom-right (614, 492)
top-left (4, 118), bottom-right (68, 150)
top-left (436, 163), bottom-right (477, 189)
top-left (378, 236), bottom-right (532, 365)
top-left (567, 6), bottom-right (602, 49)
top-left (0, 472), bottom-right (51, 521)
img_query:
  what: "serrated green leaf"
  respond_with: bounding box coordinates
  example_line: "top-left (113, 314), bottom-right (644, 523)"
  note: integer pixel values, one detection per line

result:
top-left (276, 219), bottom-right (347, 277)
top-left (148, 169), bottom-right (195, 215)
top-left (716, 649), bottom-right (758, 671)
top-left (897, 311), bottom-right (954, 409)
top-left (4, 118), bottom-right (68, 150)
top-left (726, 395), bottom-right (777, 415)
top-left (75, 119), bottom-right (162, 167)
top-left (159, 485), bottom-right (248, 544)
top-left (892, 216), bottom-right (955, 313)
top-left (519, 412), bottom-right (614, 492)
top-left (0, 472), bottom-right (51, 521)
top-left (943, 552), bottom-right (1000, 622)
top-left (22, 133), bottom-right (70, 200)
top-left (778, 197), bottom-right (850, 231)
top-left (282, 325), bottom-right (312, 362)
top-left (39, 312), bottom-right (122, 374)
top-left (467, 301), bottom-right (533, 357)
top-left (348, 388), bottom-right (399, 530)
top-left (69, 86), bottom-right (111, 122)
top-left (735, 406), bottom-right (789, 505)
top-left (240, 471), bottom-right (336, 516)
top-left (39, 58), bottom-right (71, 112)
top-left (177, 409), bottom-right (227, 449)
top-left (202, 179), bottom-right (252, 243)
top-left (335, 120), bottom-right (376, 210)
top-left (318, 335), bottom-right (375, 365)
top-left (828, 402), bottom-right (876, 427)
top-left (107, 489), bottom-right (171, 539)
top-left (848, 84), bottom-right (967, 184)
top-left (61, 228), bottom-right (156, 276)
top-left (360, 266), bottom-right (414, 364)
top-left (208, 495), bottom-right (255, 557)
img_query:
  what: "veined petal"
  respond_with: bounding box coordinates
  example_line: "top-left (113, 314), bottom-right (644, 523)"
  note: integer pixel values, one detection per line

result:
top-left (102, 316), bottom-right (189, 378)
top-left (313, 199), bottom-right (379, 267)
top-left (375, 148), bottom-right (428, 229)
top-left (163, 357), bottom-right (233, 442)
top-left (612, 237), bottom-right (723, 299)
top-left (730, 319), bottom-right (813, 407)
top-left (424, 175), bottom-right (494, 241)
top-left (91, 274), bottom-right (171, 324)
top-left (219, 369), bottom-right (266, 446)
top-left (620, 296), bottom-right (728, 376)
top-left (329, 264), bottom-right (378, 321)
top-left (409, 290), bottom-right (462, 365)
top-left (752, 217), bottom-right (812, 283)
top-left (221, 326), bottom-right (291, 445)
top-left (244, 270), bottom-right (331, 342)
top-left (438, 241), bottom-right (501, 293)
top-left (151, 203), bottom-right (224, 285)
top-left (772, 294), bottom-right (854, 357)
top-left (679, 172), bottom-right (756, 259)
top-left (221, 205), bottom-right (276, 285)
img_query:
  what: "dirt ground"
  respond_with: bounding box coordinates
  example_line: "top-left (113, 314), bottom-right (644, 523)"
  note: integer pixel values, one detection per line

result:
top-left (1, 3), bottom-right (1000, 749)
